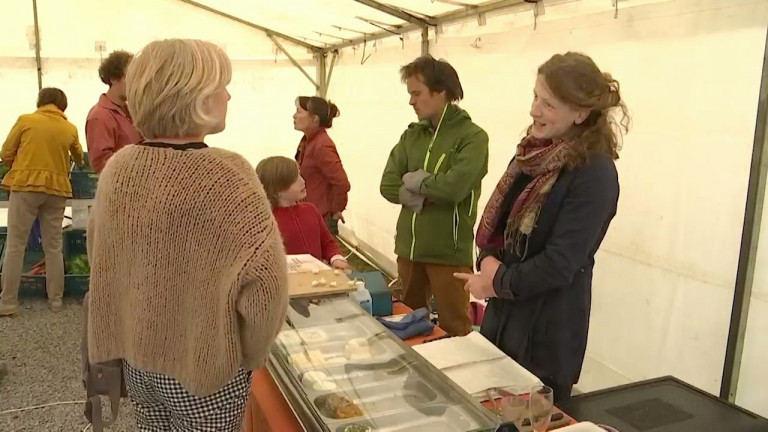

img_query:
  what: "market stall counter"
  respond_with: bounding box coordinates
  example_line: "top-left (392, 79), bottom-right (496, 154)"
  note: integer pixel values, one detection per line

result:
top-left (242, 297), bottom-right (580, 432)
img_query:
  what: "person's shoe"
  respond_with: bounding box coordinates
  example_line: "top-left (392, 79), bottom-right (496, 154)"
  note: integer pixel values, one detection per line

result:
top-left (49, 300), bottom-right (63, 312)
top-left (0, 302), bottom-right (19, 316)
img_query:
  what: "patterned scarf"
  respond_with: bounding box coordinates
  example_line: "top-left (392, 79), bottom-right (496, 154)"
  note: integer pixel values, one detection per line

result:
top-left (476, 136), bottom-right (572, 256)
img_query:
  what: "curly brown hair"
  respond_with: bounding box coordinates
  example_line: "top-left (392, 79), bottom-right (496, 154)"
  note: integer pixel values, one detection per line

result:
top-left (98, 50), bottom-right (133, 86)
top-left (534, 52), bottom-right (630, 166)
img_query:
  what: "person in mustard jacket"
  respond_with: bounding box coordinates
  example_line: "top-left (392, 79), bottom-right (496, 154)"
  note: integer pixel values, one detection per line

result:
top-left (0, 87), bottom-right (85, 316)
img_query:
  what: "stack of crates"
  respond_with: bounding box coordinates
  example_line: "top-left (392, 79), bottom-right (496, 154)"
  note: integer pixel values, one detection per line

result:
top-left (0, 227), bottom-right (90, 298)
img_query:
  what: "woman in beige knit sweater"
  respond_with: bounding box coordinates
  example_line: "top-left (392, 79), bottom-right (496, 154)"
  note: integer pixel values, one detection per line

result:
top-left (86, 39), bottom-right (288, 431)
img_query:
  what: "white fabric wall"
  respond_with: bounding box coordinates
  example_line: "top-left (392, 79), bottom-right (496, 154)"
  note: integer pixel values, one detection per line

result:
top-left (0, 0), bottom-right (316, 227)
top-left (330, 0), bottom-right (768, 416)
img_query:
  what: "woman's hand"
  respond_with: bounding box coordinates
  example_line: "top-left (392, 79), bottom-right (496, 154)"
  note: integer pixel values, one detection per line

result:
top-left (331, 259), bottom-right (349, 270)
top-left (454, 256), bottom-right (502, 300)
top-left (479, 256), bottom-right (502, 276)
top-left (454, 271), bottom-right (496, 299)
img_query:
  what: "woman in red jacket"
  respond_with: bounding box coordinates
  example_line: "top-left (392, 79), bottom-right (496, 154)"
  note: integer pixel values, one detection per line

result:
top-left (293, 96), bottom-right (350, 235)
top-left (256, 156), bottom-right (348, 270)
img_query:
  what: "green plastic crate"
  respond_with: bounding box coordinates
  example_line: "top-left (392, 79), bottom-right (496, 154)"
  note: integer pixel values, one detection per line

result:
top-left (0, 189), bottom-right (8, 202)
top-left (63, 229), bottom-right (89, 297)
top-left (70, 172), bottom-right (98, 199)
top-left (71, 152), bottom-right (93, 172)
top-left (63, 228), bottom-right (87, 257)
top-left (0, 226), bottom-right (48, 298)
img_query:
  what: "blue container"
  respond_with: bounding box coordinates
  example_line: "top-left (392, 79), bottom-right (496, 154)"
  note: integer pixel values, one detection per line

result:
top-left (349, 271), bottom-right (393, 317)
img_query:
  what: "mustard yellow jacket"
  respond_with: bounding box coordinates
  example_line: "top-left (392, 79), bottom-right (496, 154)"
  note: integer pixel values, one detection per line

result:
top-left (1, 104), bottom-right (84, 197)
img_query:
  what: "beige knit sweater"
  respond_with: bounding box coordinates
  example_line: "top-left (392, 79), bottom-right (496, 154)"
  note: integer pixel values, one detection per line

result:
top-left (87, 143), bottom-right (288, 396)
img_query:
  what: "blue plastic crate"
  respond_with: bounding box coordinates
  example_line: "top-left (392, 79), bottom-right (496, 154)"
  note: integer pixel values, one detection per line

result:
top-left (70, 172), bottom-right (98, 199)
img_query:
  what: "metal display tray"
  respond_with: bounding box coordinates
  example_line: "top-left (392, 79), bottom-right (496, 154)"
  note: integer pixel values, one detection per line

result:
top-left (269, 298), bottom-right (499, 432)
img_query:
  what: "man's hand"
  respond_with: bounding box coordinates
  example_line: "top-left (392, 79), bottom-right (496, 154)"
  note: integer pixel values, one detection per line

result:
top-left (402, 169), bottom-right (430, 193)
top-left (332, 212), bottom-right (345, 223)
top-left (399, 186), bottom-right (426, 213)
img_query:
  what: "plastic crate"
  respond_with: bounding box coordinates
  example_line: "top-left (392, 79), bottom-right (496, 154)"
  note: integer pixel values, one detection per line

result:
top-left (0, 226), bottom-right (47, 298)
top-left (71, 152), bottom-right (93, 172)
top-left (0, 227), bottom-right (90, 299)
top-left (0, 189), bottom-right (8, 202)
top-left (63, 228), bottom-right (87, 257)
top-left (70, 171), bottom-right (98, 199)
top-left (64, 275), bottom-right (89, 297)
top-left (63, 229), bottom-right (89, 297)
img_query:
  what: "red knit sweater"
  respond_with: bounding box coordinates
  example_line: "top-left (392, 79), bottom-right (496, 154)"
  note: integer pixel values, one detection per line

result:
top-left (272, 202), bottom-right (342, 263)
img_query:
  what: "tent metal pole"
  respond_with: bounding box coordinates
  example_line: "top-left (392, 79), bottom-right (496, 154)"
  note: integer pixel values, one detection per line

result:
top-left (324, 51), bottom-right (339, 97)
top-left (720, 26), bottom-right (768, 402)
top-left (421, 27), bottom-right (429, 55)
top-left (32, 0), bottom-right (42, 91)
top-left (316, 53), bottom-right (327, 97)
top-left (269, 34), bottom-right (319, 92)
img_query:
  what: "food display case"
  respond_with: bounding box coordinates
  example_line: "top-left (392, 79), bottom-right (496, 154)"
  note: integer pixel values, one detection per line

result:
top-left (266, 296), bottom-right (500, 432)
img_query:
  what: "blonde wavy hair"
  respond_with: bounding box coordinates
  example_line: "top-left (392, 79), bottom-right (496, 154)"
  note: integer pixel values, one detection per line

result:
top-left (534, 52), bottom-right (630, 166)
top-left (126, 39), bottom-right (232, 139)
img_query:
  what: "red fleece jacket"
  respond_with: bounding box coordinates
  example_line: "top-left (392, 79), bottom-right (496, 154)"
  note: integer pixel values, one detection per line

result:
top-left (272, 202), bottom-right (342, 263)
top-left (295, 128), bottom-right (350, 217)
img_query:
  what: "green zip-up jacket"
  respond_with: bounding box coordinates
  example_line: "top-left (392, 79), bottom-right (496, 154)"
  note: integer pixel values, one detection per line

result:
top-left (380, 104), bottom-right (489, 267)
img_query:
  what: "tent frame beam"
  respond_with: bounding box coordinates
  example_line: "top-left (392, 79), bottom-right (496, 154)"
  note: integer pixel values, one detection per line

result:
top-left (324, 0), bottom-right (525, 53)
top-left (268, 35), bottom-right (319, 91)
top-left (177, 0), bottom-right (320, 51)
top-left (720, 27), bottom-right (768, 402)
top-left (353, 0), bottom-right (435, 26)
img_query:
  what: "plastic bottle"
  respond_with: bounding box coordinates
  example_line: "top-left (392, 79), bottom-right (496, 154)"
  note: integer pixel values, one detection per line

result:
top-left (349, 281), bottom-right (372, 314)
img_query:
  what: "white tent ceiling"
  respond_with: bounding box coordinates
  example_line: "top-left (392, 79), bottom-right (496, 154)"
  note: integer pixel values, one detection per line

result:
top-left (184, 0), bottom-right (516, 51)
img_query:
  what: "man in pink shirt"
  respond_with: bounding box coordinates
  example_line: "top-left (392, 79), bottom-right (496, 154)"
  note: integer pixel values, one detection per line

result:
top-left (85, 50), bottom-right (142, 173)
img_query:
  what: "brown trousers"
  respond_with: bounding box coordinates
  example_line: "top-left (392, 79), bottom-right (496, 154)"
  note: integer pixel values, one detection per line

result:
top-left (397, 257), bottom-right (472, 337)
top-left (0, 191), bottom-right (66, 305)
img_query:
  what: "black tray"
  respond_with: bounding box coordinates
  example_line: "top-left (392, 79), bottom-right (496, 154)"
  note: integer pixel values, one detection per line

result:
top-left (558, 376), bottom-right (768, 432)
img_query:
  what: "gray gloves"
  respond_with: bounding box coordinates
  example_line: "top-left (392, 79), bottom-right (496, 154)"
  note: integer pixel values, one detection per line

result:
top-left (400, 169), bottom-right (431, 214)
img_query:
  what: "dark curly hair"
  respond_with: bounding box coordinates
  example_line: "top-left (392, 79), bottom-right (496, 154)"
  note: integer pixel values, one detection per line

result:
top-left (98, 50), bottom-right (133, 86)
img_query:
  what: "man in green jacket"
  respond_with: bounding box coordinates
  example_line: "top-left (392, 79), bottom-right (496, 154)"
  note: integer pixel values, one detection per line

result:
top-left (380, 55), bottom-right (489, 336)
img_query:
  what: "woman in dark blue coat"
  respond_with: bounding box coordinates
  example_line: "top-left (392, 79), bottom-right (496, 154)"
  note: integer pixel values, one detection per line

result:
top-left (455, 52), bottom-right (629, 403)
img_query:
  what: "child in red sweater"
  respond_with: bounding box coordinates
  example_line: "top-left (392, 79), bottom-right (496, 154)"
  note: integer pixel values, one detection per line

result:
top-left (256, 156), bottom-right (348, 270)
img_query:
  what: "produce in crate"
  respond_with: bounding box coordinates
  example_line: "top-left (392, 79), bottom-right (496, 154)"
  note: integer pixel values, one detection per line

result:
top-left (0, 164), bottom-right (9, 180)
top-left (27, 258), bottom-right (45, 275)
top-left (66, 254), bottom-right (90, 274)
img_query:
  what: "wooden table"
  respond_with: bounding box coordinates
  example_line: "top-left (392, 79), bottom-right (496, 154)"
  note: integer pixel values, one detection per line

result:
top-left (241, 302), bottom-right (575, 431)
